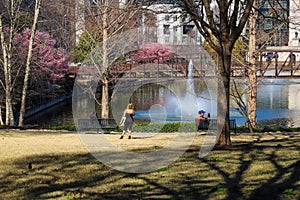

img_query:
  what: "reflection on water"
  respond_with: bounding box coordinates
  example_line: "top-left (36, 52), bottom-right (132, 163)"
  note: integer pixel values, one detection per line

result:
top-left (236, 79), bottom-right (300, 126)
top-left (24, 100), bottom-right (73, 128)
top-left (258, 80), bottom-right (289, 109)
top-left (25, 79), bottom-right (300, 127)
top-left (135, 79), bottom-right (300, 126)
top-left (132, 78), bottom-right (217, 122)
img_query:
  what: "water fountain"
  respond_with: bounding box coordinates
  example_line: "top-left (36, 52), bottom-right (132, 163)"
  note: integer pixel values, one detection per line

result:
top-left (136, 59), bottom-right (212, 123)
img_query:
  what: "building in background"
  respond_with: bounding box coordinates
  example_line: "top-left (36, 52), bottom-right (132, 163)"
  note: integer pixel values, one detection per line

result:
top-left (71, 0), bottom-right (203, 47)
top-left (264, 0), bottom-right (300, 62)
top-left (288, 0), bottom-right (300, 46)
top-left (33, 0), bottom-right (298, 55)
top-left (140, 0), bottom-right (202, 45)
top-left (256, 0), bottom-right (289, 47)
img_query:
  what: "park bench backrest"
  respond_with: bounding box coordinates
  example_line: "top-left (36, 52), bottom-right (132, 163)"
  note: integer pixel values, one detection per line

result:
top-left (196, 119), bottom-right (236, 134)
top-left (77, 118), bottom-right (118, 133)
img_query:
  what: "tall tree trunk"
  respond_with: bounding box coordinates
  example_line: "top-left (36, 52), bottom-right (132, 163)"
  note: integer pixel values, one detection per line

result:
top-left (0, 106), bottom-right (3, 125)
top-left (0, 15), bottom-right (14, 126)
top-left (101, 76), bottom-right (109, 118)
top-left (216, 45), bottom-right (232, 146)
top-left (247, 2), bottom-right (257, 129)
top-left (101, 0), bottom-right (109, 118)
top-left (18, 0), bottom-right (41, 127)
top-left (181, 0), bottom-right (254, 146)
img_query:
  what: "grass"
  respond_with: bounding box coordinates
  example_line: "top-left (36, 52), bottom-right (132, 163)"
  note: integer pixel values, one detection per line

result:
top-left (0, 130), bottom-right (299, 199)
top-left (46, 121), bottom-right (300, 134)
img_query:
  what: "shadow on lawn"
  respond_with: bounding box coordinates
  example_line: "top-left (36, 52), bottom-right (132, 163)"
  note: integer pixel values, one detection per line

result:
top-left (205, 139), bottom-right (300, 200)
top-left (0, 134), bottom-right (299, 200)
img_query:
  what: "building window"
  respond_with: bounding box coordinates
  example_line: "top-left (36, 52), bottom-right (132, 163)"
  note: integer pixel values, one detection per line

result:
top-left (197, 35), bottom-right (202, 44)
top-left (173, 36), bottom-right (178, 44)
top-left (182, 15), bottom-right (187, 23)
top-left (165, 36), bottom-right (170, 43)
top-left (182, 36), bottom-right (187, 44)
top-left (173, 15), bottom-right (178, 22)
top-left (281, 1), bottom-right (287, 8)
top-left (183, 25), bottom-right (194, 34)
top-left (165, 15), bottom-right (170, 21)
top-left (173, 26), bottom-right (177, 32)
top-left (90, 0), bottom-right (100, 6)
top-left (164, 25), bottom-right (170, 34)
top-left (263, 22), bottom-right (273, 30)
top-left (25, 0), bottom-right (34, 4)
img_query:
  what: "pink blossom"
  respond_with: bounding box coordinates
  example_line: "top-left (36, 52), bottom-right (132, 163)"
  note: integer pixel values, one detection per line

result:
top-left (130, 43), bottom-right (175, 63)
top-left (13, 28), bottom-right (68, 81)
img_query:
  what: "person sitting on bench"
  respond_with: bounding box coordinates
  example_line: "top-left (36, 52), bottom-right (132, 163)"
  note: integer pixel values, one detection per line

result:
top-left (197, 110), bottom-right (210, 130)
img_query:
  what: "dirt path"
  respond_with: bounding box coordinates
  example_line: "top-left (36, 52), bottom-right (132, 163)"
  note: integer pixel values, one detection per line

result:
top-left (1, 129), bottom-right (298, 168)
top-left (0, 130), bottom-right (191, 164)
top-left (0, 130), bottom-right (87, 162)
top-left (1, 130), bottom-right (298, 161)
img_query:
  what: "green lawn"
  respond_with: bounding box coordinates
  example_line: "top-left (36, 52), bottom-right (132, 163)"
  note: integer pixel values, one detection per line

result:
top-left (0, 131), bottom-right (299, 199)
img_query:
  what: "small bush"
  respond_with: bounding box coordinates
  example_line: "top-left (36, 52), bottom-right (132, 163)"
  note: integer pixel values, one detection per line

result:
top-left (283, 188), bottom-right (296, 196)
top-left (160, 122), bottom-right (180, 132)
top-left (48, 125), bottom-right (76, 131)
top-left (132, 122), bottom-right (196, 133)
top-left (47, 121), bottom-right (300, 133)
top-left (236, 126), bottom-right (251, 133)
top-left (217, 187), bottom-right (227, 194)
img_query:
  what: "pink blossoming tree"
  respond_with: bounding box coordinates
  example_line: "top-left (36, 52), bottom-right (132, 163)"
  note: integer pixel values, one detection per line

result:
top-left (130, 43), bottom-right (175, 63)
top-left (0, 27), bottom-right (68, 126)
top-left (13, 28), bottom-right (68, 82)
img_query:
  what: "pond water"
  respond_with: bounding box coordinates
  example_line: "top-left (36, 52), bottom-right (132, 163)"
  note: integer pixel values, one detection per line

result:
top-left (254, 79), bottom-right (300, 127)
top-left (24, 99), bottom-right (74, 128)
top-left (24, 78), bottom-right (300, 128)
top-left (133, 78), bottom-right (300, 126)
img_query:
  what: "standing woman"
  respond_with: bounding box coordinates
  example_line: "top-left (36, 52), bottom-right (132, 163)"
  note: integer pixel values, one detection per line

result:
top-left (120, 103), bottom-right (135, 139)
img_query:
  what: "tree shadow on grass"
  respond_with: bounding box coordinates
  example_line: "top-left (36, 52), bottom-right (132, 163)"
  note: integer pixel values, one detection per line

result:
top-left (201, 134), bottom-right (300, 200)
top-left (0, 153), bottom-right (117, 199)
top-left (0, 134), bottom-right (299, 199)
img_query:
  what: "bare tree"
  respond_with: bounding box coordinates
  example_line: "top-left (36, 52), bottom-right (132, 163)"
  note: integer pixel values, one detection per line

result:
top-left (229, 2), bottom-right (258, 133)
top-left (231, 0), bottom-right (290, 132)
top-left (246, 1), bottom-right (257, 130)
top-left (75, 0), bottom-right (140, 118)
top-left (0, 0), bottom-right (23, 126)
top-left (181, 0), bottom-right (254, 146)
top-left (38, 0), bottom-right (76, 51)
top-left (18, 0), bottom-right (41, 127)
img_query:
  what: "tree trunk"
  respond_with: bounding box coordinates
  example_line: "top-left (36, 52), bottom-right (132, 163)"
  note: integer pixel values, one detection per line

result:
top-left (180, 0), bottom-right (254, 146)
top-left (216, 46), bottom-right (232, 146)
top-left (247, 2), bottom-right (257, 129)
top-left (0, 106), bottom-right (3, 125)
top-left (101, 76), bottom-right (109, 118)
top-left (18, 0), bottom-right (41, 127)
top-left (0, 15), bottom-right (14, 126)
top-left (101, 0), bottom-right (109, 118)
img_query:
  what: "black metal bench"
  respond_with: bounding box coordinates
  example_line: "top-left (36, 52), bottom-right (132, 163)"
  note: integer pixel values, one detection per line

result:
top-left (196, 119), bottom-right (237, 134)
top-left (77, 118), bottom-right (119, 133)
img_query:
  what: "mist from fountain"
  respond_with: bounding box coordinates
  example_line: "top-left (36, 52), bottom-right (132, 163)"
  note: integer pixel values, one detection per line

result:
top-left (163, 59), bottom-right (209, 122)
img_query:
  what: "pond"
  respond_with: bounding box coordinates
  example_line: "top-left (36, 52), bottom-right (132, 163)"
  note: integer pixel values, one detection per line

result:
top-left (24, 78), bottom-right (300, 128)
top-left (24, 99), bottom-right (73, 128)
top-left (133, 78), bottom-right (300, 127)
